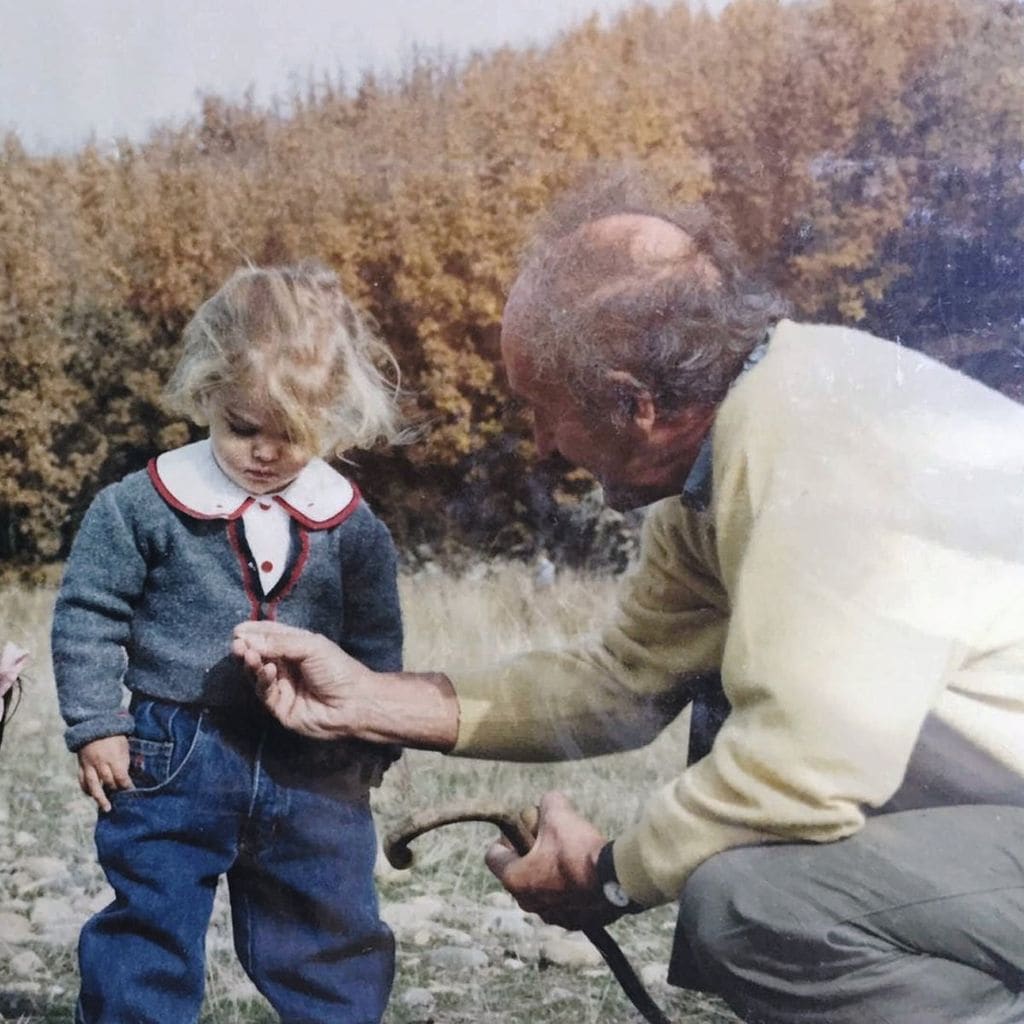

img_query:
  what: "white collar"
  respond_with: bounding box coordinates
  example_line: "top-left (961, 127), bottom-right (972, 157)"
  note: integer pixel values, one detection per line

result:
top-left (148, 439), bottom-right (359, 530)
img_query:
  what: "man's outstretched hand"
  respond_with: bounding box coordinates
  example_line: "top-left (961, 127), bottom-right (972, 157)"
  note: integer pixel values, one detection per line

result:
top-left (485, 791), bottom-right (621, 931)
top-left (232, 621), bottom-right (460, 750)
top-left (232, 622), bottom-right (370, 740)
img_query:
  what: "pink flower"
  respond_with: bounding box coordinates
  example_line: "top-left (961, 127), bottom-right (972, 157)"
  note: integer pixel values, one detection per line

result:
top-left (0, 642), bottom-right (28, 700)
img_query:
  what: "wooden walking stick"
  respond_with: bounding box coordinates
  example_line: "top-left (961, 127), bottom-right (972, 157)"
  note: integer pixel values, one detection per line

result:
top-left (385, 799), bottom-right (674, 1024)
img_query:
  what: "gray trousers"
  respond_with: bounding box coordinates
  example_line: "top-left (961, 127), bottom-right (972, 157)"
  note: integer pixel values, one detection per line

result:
top-left (670, 806), bottom-right (1024, 1024)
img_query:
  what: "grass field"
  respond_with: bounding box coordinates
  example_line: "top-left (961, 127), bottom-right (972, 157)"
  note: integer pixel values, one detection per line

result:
top-left (0, 566), bottom-right (737, 1023)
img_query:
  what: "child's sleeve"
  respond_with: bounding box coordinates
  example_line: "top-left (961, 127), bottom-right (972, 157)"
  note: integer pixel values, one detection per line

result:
top-left (52, 484), bottom-right (149, 751)
top-left (338, 512), bottom-right (403, 674)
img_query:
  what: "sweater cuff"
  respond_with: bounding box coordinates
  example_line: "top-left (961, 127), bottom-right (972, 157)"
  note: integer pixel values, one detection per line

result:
top-left (612, 786), bottom-right (772, 907)
top-left (64, 709), bottom-right (135, 752)
top-left (449, 666), bottom-right (548, 759)
top-left (611, 826), bottom-right (674, 908)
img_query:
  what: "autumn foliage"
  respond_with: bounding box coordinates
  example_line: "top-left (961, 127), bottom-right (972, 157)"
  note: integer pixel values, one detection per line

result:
top-left (2, 0), bottom-right (1022, 563)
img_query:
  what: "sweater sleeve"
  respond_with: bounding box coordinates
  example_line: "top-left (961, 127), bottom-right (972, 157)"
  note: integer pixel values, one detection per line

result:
top-left (449, 500), bottom-right (728, 761)
top-left (52, 484), bottom-right (149, 751)
top-left (612, 470), bottom-right (965, 906)
top-left (339, 512), bottom-right (403, 674)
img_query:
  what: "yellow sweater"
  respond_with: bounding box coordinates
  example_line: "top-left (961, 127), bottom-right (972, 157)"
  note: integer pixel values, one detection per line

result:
top-left (450, 320), bottom-right (1024, 906)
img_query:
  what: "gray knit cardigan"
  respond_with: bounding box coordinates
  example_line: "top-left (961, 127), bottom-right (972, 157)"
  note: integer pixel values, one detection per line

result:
top-left (52, 462), bottom-right (402, 752)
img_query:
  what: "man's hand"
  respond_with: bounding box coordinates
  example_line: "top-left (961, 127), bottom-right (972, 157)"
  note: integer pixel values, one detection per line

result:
top-left (232, 622), bottom-right (373, 740)
top-left (232, 621), bottom-right (460, 750)
top-left (485, 791), bottom-right (618, 931)
top-left (77, 735), bottom-right (132, 812)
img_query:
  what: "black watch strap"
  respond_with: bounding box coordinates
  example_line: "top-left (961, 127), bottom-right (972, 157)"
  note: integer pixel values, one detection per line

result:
top-left (596, 842), bottom-right (644, 915)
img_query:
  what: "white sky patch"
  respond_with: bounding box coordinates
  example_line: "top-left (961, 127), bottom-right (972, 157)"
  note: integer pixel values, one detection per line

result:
top-left (0, 0), bottom-right (728, 153)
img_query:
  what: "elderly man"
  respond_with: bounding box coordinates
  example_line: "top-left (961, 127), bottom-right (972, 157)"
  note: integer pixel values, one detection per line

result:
top-left (234, 180), bottom-right (1024, 1023)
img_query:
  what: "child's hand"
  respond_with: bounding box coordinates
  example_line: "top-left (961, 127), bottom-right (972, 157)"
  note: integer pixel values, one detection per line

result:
top-left (77, 735), bottom-right (133, 812)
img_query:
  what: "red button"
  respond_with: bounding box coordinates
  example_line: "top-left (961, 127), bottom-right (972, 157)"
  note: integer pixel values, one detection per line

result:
top-left (259, 502), bottom-right (271, 510)
top-left (261, 561), bottom-right (273, 572)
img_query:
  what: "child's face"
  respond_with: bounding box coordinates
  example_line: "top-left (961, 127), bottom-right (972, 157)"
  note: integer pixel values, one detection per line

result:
top-left (206, 389), bottom-right (314, 495)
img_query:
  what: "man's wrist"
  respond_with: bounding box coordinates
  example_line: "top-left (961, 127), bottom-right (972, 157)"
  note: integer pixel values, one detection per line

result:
top-left (358, 671), bottom-right (460, 752)
top-left (595, 842), bottom-right (645, 916)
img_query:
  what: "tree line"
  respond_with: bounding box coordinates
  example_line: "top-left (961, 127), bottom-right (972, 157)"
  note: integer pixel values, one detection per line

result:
top-left (2, 0), bottom-right (1022, 565)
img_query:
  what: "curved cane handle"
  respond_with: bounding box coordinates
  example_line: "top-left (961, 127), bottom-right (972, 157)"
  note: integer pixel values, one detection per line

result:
top-left (384, 799), bottom-right (538, 869)
top-left (381, 799), bottom-right (674, 1024)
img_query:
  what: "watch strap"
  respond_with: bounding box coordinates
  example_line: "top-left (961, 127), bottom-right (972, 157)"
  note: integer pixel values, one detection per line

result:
top-left (596, 841), bottom-right (644, 915)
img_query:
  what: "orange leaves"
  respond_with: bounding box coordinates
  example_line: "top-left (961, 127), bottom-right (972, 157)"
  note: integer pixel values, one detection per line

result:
top-left (2, 0), bottom-right (1022, 561)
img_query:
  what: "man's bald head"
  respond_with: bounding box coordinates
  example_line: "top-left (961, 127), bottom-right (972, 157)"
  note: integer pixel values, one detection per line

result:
top-left (503, 180), bottom-right (787, 413)
top-left (582, 212), bottom-right (718, 275)
top-left (508, 213), bottom-right (720, 315)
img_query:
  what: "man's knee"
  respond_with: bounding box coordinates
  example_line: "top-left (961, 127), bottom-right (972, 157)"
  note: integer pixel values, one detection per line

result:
top-left (673, 844), bottom-right (835, 992)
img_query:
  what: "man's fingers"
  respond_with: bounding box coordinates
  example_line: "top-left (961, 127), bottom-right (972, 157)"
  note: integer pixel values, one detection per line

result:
top-left (262, 676), bottom-right (304, 730)
top-left (234, 632), bottom-right (289, 706)
top-left (486, 794), bottom-right (571, 886)
top-left (233, 622), bottom-right (317, 662)
top-left (230, 635), bottom-right (254, 662)
top-left (262, 679), bottom-right (285, 717)
top-left (256, 661), bottom-right (279, 689)
top-left (231, 635), bottom-right (271, 677)
top-left (262, 673), bottom-right (290, 710)
top-left (486, 841), bottom-right (552, 918)
top-left (485, 838), bottom-right (521, 883)
top-left (536, 789), bottom-right (574, 826)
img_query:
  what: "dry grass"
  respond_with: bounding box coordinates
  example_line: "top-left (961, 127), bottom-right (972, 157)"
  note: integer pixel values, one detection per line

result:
top-left (0, 565), bottom-right (735, 1023)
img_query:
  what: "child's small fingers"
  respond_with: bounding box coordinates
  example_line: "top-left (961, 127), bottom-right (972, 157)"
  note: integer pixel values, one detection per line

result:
top-left (111, 763), bottom-right (133, 790)
top-left (83, 767), bottom-right (112, 812)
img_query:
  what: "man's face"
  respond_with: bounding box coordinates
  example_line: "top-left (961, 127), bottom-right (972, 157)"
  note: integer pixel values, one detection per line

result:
top-left (500, 217), bottom-right (722, 510)
top-left (501, 319), bottom-right (667, 511)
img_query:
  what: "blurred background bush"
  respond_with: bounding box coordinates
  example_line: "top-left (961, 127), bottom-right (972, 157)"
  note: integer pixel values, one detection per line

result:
top-left (2, 0), bottom-right (1022, 567)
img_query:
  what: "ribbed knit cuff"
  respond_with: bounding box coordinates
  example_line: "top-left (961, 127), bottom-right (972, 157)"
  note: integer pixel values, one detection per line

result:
top-left (611, 824), bottom-right (673, 908)
top-left (449, 667), bottom-right (546, 759)
top-left (64, 709), bottom-right (134, 752)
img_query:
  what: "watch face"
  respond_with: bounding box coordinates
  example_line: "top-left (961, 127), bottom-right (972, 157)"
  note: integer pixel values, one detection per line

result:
top-left (603, 879), bottom-right (631, 908)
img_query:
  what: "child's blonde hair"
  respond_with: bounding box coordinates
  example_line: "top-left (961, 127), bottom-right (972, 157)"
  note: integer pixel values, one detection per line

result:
top-left (164, 262), bottom-right (402, 455)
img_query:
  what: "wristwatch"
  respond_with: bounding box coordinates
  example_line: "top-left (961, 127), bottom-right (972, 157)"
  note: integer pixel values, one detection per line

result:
top-left (596, 842), bottom-right (644, 915)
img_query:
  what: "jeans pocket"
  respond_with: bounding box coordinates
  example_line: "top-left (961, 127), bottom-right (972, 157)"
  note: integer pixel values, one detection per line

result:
top-left (126, 736), bottom-right (173, 790)
top-left (122, 698), bottom-right (204, 796)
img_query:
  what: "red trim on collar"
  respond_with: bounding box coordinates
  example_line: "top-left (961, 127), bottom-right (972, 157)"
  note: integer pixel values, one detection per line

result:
top-left (274, 482), bottom-right (362, 530)
top-left (147, 458), bottom-right (252, 521)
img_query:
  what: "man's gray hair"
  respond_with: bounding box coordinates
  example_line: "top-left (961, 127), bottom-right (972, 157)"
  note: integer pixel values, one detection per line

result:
top-left (515, 171), bottom-right (791, 411)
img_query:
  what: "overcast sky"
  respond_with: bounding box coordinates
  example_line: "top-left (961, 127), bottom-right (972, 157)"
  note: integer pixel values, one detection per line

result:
top-left (0, 0), bottom-right (730, 154)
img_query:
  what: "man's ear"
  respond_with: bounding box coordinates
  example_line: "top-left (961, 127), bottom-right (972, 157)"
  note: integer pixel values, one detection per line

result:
top-left (605, 370), bottom-right (656, 433)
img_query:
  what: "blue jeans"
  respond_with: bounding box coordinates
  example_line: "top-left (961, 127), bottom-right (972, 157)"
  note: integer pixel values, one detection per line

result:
top-left (77, 698), bottom-right (394, 1024)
